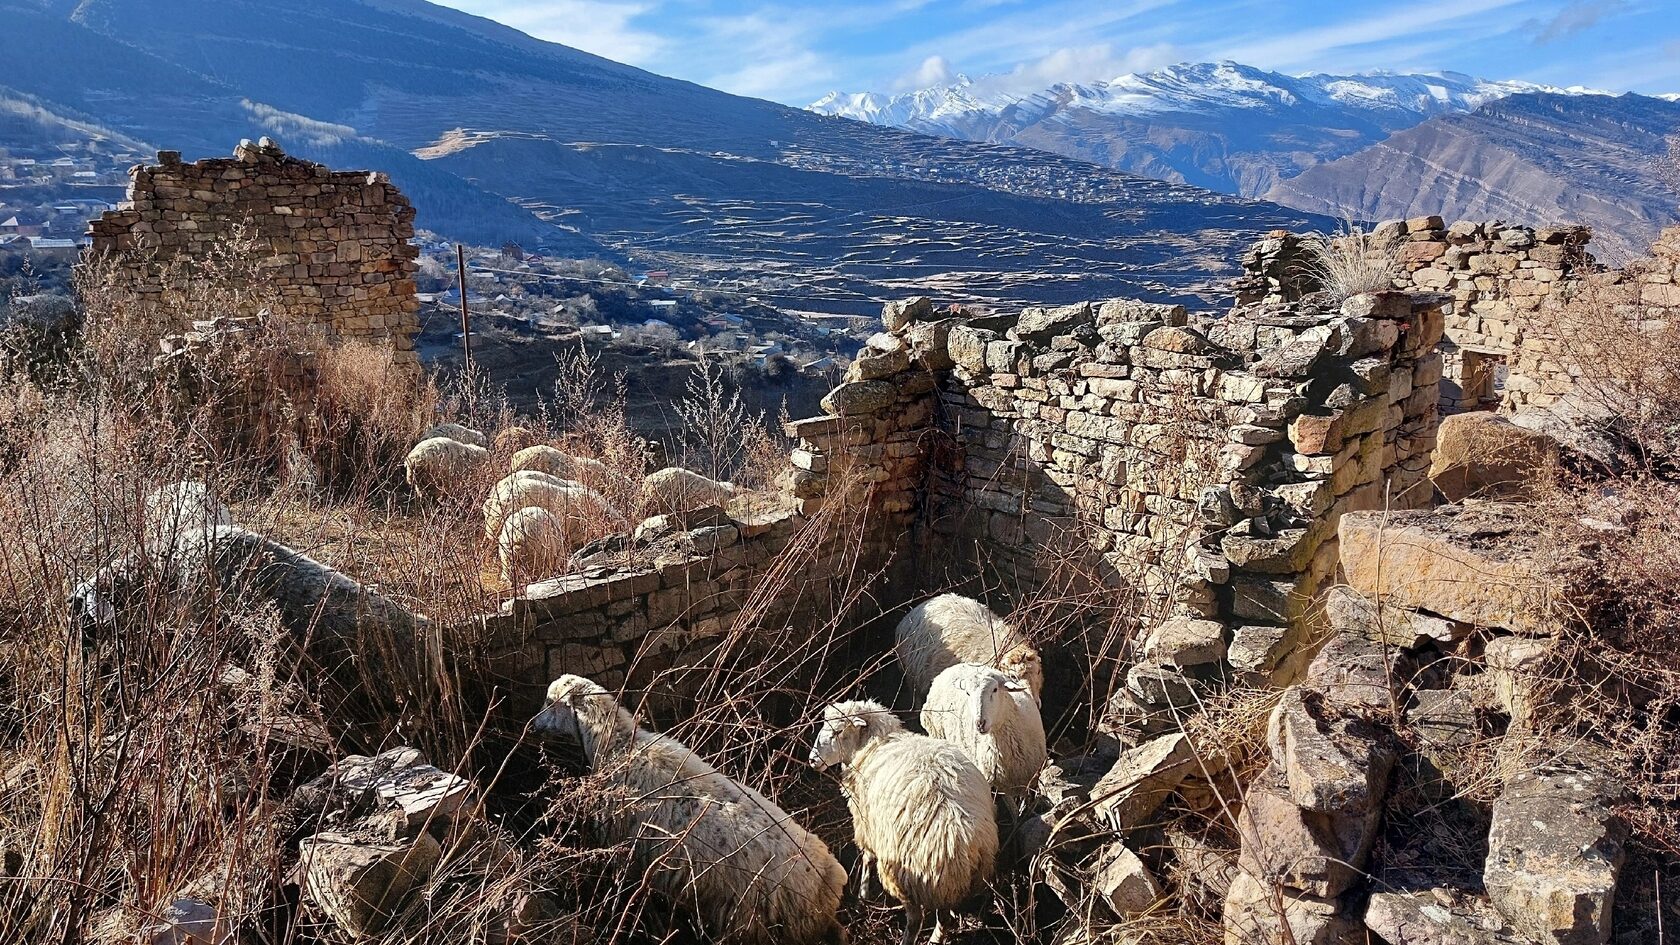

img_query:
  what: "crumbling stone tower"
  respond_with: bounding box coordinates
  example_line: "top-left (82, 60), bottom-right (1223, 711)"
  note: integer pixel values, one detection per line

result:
top-left (87, 139), bottom-right (421, 364)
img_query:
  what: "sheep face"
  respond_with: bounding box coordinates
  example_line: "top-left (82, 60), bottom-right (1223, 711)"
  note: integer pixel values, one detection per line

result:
top-left (810, 700), bottom-right (894, 771)
top-left (532, 674), bottom-right (608, 742)
top-left (972, 673), bottom-right (1032, 736)
top-left (809, 714), bottom-right (864, 771)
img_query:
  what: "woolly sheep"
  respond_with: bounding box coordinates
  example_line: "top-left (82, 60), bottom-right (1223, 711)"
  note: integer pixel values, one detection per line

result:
top-left (404, 436), bottom-right (491, 499)
top-left (497, 506), bottom-right (570, 589)
top-left (641, 466), bottom-right (736, 516)
top-left (810, 699), bottom-right (997, 945)
top-left (534, 675), bottom-right (845, 944)
top-left (510, 445), bottom-right (634, 495)
top-left (921, 663), bottom-right (1047, 810)
top-left (482, 471), bottom-right (621, 542)
top-left (419, 422), bottom-right (489, 448)
top-left (895, 594), bottom-right (1043, 705)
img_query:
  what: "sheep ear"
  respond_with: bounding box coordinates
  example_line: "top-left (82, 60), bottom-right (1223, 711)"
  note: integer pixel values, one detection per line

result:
top-left (1004, 678), bottom-right (1031, 692)
top-left (849, 716), bottom-right (869, 728)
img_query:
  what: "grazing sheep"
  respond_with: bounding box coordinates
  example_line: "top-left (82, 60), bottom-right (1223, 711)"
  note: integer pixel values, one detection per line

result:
top-left (895, 594), bottom-right (1044, 704)
top-left (921, 663), bottom-right (1047, 810)
top-left (141, 481), bottom-right (233, 564)
top-left (494, 425), bottom-right (542, 455)
top-left (641, 467), bottom-right (735, 516)
top-left (810, 699), bottom-right (997, 945)
top-left (404, 436), bottom-right (491, 499)
top-left (533, 675), bottom-right (845, 944)
top-left (497, 507), bottom-right (569, 589)
top-left (482, 471), bottom-right (620, 542)
top-left (419, 422), bottom-right (489, 448)
top-left (510, 445), bottom-right (634, 495)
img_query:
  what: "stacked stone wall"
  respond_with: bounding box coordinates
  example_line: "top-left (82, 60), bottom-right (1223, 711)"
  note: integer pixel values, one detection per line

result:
top-left (1384, 216), bottom-right (1591, 412)
top-left (87, 139), bottom-right (420, 364)
top-left (482, 326), bottom-right (941, 709)
top-left (920, 291), bottom-right (1442, 692)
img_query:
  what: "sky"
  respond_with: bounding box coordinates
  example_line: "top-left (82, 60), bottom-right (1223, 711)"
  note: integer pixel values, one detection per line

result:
top-left (434, 0), bottom-right (1680, 106)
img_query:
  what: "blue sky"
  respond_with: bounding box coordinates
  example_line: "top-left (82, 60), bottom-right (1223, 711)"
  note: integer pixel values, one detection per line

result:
top-left (436, 0), bottom-right (1680, 105)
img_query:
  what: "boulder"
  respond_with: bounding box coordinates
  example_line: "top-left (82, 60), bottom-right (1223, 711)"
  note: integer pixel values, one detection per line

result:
top-left (1089, 733), bottom-right (1195, 831)
top-left (1266, 688), bottom-right (1394, 817)
top-left (300, 830), bottom-right (442, 936)
top-left (1140, 617), bottom-right (1227, 670)
top-left (881, 296), bottom-right (932, 332)
top-left (141, 898), bottom-right (236, 945)
top-left (1338, 505), bottom-right (1567, 635)
top-left (1223, 872), bottom-right (1364, 945)
top-left (1484, 762), bottom-right (1625, 945)
top-left (1325, 584), bottom-right (1471, 649)
top-left (1429, 412), bottom-right (1559, 502)
top-left (1482, 635), bottom-right (1556, 726)
top-left (820, 380), bottom-right (897, 416)
top-left (1089, 842), bottom-right (1162, 916)
top-left (1303, 631), bottom-right (1403, 714)
top-left (1015, 302), bottom-right (1094, 341)
top-left (1364, 890), bottom-right (1520, 945)
top-left (947, 324), bottom-right (996, 374)
top-left (1236, 765), bottom-right (1381, 899)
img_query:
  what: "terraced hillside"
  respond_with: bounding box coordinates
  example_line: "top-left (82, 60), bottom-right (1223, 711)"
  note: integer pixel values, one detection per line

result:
top-left (0, 0), bottom-right (1328, 313)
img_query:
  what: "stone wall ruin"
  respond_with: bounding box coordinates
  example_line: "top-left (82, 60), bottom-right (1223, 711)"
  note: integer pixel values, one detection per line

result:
top-left (87, 139), bottom-right (421, 364)
top-left (1240, 218), bottom-right (1680, 417)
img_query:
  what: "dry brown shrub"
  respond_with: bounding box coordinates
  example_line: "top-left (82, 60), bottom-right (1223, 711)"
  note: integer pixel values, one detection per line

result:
top-left (1302, 218), bottom-right (1402, 302)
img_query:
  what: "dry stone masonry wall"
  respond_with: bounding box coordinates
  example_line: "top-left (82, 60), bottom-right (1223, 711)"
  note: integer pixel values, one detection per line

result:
top-left (924, 290), bottom-right (1441, 694)
top-left (1240, 218), bottom-right (1680, 417)
top-left (88, 139), bottom-right (421, 364)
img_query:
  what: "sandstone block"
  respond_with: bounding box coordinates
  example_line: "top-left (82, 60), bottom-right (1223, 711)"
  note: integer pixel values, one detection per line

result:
top-left (1485, 762), bottom-right (1625, 945)
top-left (1429, 412), bottom-right (1559, 502)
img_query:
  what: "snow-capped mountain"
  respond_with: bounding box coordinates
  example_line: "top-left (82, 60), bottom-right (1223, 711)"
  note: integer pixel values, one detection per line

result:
top-left (810, 61), bottom-right (1599, 197)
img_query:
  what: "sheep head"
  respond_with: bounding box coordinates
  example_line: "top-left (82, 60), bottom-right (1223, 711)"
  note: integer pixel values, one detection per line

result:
top-left (532, 674), bottom-right (613, 744)
top-left (969, 668), bottom-right (1032, 736)
top-left (810, 700), bottom-right (900, 771)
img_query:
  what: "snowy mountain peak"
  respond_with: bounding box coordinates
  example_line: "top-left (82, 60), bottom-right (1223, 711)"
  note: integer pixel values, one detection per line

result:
top-left (806, 60), bottom-right (1607, 199)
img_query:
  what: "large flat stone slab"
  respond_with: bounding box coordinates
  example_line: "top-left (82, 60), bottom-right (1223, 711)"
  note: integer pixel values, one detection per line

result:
top-left (1339, 504), bottom-right (1568, 635)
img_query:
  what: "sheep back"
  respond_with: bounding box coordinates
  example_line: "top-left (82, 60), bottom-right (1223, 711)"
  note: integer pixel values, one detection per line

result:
top-left (497, 506), bottom-right (569, 588)
top-left (405, 437), bottom-right (490, 499)
top-left (641, 467), bottom-right (735, 516)
top-left (895, 594), bottom-right (1042, 701)
top-left (841, 732), bottom-right (997, 913)
top-left (419, 422), bottom-right (489, 448)
top-left (482, 472), bottom-right (618, 541)
top-left (551, 679), bottom-right (845, 944)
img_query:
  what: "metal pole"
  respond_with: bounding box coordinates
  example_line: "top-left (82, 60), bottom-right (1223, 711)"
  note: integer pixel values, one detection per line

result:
top-left (456, 243), bottom-right (472, 368)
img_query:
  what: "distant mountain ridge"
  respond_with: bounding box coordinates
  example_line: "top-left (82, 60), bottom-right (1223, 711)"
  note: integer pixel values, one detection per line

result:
top-left (1265, 91), bottom-right (1680, 259)
top-left (810, 61), bottom-right (1603, 197)
top-left (0, 0), bottom-right (1330, 312)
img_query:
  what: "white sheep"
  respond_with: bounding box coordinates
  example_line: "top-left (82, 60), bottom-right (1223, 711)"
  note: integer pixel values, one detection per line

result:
top-left (497, 506), bottom-right (569, 589)
top-left (920, 663), bottom-right (1047, 811)
top-left (533, 675), bottom-right (846, 944)
top-left (640, 466), bottom-right (736, 516)
top-left (419, 422), bottom-right (489, 448)
top-left (895, 594), bottom-right (1044, 705)
top-left (810, 699), bottom-right (997, 945)
top-left (404, 436), bottom-right (491, 499)
top-left (482, 471), bottom-right (621, 542)
top-left (510, 445), bottom-right (634, 495)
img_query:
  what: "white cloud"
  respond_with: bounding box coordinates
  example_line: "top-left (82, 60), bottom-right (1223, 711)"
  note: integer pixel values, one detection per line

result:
top-left (1525, 0), bottom-right (1629, 44)
top-left (894, 55), bottom-right (958, 91)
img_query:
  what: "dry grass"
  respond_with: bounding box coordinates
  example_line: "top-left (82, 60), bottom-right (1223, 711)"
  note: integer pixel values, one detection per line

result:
top-left (1301, 219), bottom-right (1402, 302)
